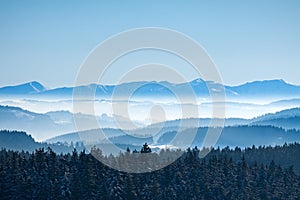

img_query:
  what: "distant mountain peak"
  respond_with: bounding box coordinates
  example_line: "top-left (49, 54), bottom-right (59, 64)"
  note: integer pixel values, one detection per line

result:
top-left (28, 81), bottom-right (46, 92)
top-left (0, 81), bottom-right (46, 95)
top-left (191, 78), bottom-right (204, 83)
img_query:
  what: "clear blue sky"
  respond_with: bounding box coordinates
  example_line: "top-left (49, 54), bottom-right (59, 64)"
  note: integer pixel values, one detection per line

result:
top-left (0, 0), bottom-right (299, 88)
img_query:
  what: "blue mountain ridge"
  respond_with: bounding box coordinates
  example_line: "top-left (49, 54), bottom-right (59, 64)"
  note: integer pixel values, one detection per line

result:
top-left (1, 79), bottom-right (300, 99)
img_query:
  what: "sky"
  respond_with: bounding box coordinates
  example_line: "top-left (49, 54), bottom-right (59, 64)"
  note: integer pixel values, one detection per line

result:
top-left (0, 0), bottom-right (299, 88)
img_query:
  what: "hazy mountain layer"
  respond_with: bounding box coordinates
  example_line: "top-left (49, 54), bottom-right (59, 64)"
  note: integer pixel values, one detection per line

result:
top-left (1, 79), bottom-right (300, 101)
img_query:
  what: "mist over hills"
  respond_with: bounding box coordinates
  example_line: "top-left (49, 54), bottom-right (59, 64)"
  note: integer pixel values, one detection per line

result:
top-left (44, 107), bottom-right (300, 146)
top-left (1, 104), bottom-right (300, 142)
top-left (148, 107), bottom-right (300, 130)
top-left (1, 104), bottom-right (300, 155)
top-left (156, 126), bottom-right (300, 148)
top-left (0, 105), bottom-right (142, 141)
top-left (46, 124), bottom-right (300, 151)
top-left (2, 125), bottom-right (299, 155)
top-left (0, 105), bottom-right (64, 141)
top-left (1, 79), bottom-right (300, 146)
top-left (0, 130), bottom-right (84, 153)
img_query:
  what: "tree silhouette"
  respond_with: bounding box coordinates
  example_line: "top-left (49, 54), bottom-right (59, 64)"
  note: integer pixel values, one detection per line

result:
top-left (140, 143), bottom-right (152, 153)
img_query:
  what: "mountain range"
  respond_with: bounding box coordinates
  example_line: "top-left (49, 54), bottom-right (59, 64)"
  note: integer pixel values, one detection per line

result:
top-left (1, 79), bottom-right (300, 146)
top-left (1, 79), bottom-right (300, 100)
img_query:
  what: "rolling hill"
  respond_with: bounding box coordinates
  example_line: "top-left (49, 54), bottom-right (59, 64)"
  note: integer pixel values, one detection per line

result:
top-left (0, 105), bottom-right (143, 141)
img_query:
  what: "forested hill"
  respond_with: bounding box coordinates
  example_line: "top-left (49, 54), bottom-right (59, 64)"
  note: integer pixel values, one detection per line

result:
top-left (0, 143), bottom-right (300, 199)
top-left (0, 130), bottom-right (85, 153)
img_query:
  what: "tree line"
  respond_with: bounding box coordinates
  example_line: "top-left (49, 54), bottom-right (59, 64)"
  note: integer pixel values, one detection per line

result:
top-left (0, 143), bottom-right (300, 199)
